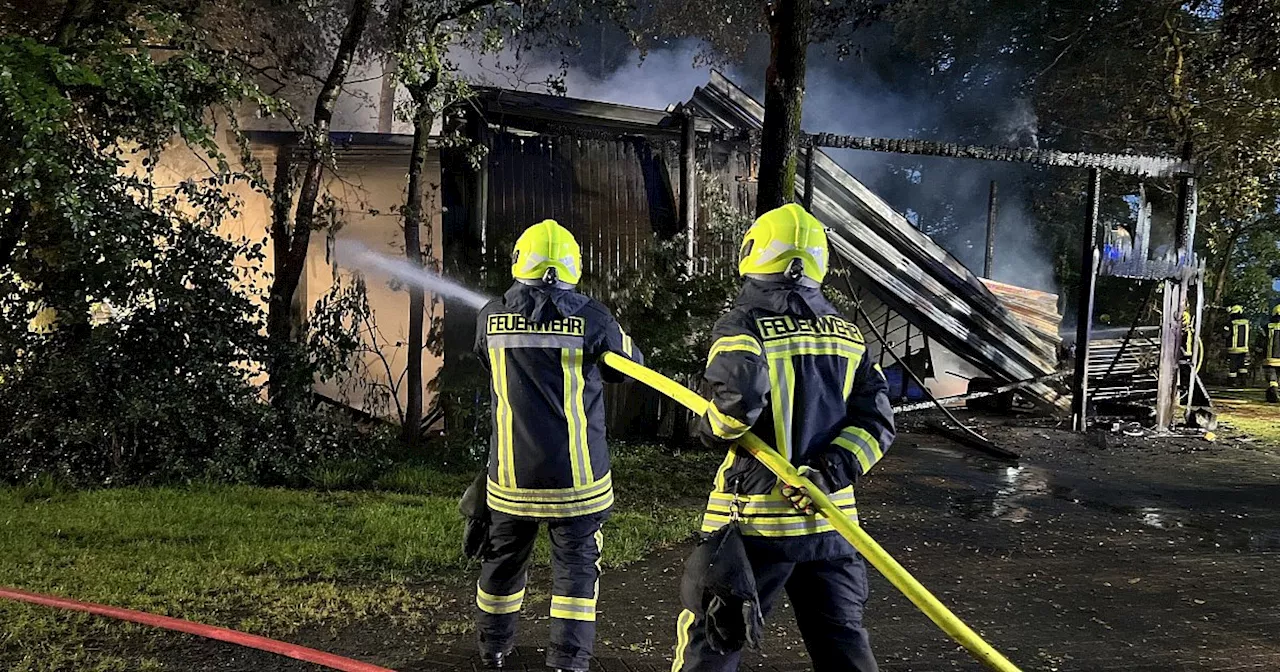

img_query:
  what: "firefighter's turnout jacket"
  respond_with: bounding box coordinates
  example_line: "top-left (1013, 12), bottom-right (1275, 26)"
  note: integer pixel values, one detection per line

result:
top-left (1268, 315), bottom-right (1280, 368)
top-left (695, 279), bottom-right (895, 558)
top-left (475, 282), bottom-right (643, 520)
top-left (1229, 318), bottom-right (1251, 355)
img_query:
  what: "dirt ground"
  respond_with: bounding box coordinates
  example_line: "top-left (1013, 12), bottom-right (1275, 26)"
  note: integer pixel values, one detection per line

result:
top-left (67, 411), bottom-right (1280, 671)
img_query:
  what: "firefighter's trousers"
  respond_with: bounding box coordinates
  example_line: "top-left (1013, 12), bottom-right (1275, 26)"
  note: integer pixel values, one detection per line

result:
top-left (1266, 366), bottom-right (1280, 402)
top-left (476, 511), bottom-right (604, 670)
top-left (1228, 353), bottom-right (1248, 381)
top-left (670, 550), bottom-right (877, 672)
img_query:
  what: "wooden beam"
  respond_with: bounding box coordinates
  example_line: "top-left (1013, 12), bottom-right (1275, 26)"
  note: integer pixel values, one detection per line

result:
top-left (465, 112), bottom-right (490, 261)
top-left (808, 133), bottom-right (1195, 178)
top-left (984, 180), bottom-right (997, 278)
top-left (1155, 280), bottom-right (1183, 429)
top-left (473, 87), bottom-right (716, 136)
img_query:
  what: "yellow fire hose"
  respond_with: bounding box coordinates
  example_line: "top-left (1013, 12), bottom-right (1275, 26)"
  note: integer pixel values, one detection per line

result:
top-left (601, 352), bottom-right (1024, 672)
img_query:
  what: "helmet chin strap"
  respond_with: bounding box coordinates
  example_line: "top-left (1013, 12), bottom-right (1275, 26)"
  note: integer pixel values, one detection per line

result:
top-left (517, 267), bottom-right (576, 290)
top-left (783, 258), bottom-right (805, 282)
top-left (745, 259), bottom-right (820, 288)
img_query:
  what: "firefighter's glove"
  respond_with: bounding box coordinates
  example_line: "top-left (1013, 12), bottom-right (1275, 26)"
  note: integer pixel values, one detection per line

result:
top-left (459, 470), bottom-right (491, 559)
top-left (781, 466), bottom-right (830, 516)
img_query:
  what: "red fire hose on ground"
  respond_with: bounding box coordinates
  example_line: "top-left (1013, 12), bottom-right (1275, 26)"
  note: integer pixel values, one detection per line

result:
top-left (0, 586), bottom-right (396, 672)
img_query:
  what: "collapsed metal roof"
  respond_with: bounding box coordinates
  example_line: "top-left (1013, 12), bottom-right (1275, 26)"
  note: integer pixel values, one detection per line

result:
top-left (684, 71), bottom-right (1066, 409)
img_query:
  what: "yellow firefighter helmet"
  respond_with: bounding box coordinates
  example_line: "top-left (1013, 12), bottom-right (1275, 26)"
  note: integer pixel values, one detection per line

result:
top-left (738, 204), bottom-right (829, 285)
top-left (511, 219), bottom-right (582, 285)
top-left (1228, 305), bottom-right (1244, 315)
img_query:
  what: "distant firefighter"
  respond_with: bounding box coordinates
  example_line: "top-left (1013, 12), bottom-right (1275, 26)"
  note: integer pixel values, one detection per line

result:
top-left (1226, 305), bottom-right (1250, 385)
top-left (1266, 305), bottom-right (1280, 404)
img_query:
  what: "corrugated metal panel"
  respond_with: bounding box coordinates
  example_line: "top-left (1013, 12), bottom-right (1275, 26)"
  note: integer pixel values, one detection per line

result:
top-left (481, 133), bottom-right (678, 274)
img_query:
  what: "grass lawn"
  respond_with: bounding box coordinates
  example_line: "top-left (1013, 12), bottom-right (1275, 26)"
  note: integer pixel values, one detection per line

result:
top-left (1209, 388), bottom-right (1280, 447)
top-left (0, 444), bottom-right (718, 671)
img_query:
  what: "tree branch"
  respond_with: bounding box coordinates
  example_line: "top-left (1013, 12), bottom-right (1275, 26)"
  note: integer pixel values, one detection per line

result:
top-left (434, 0), bottom-right (505, 29)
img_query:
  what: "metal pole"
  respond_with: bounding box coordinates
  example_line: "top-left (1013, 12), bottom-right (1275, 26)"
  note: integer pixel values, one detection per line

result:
top-left (803, 146), bottom-right (816, 210)
top-left (984, 180), bottom-right (997, 278)
top-left (681, 110), bottom-right (698, 275)
top-left (1072, 168), bottom-right (1102, 432)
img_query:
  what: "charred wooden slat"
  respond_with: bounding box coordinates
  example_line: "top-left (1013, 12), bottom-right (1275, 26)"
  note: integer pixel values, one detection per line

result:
top-left (808, 133), bottom-right (1195, 179)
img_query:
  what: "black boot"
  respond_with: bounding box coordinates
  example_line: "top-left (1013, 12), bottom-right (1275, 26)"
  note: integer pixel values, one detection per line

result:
top-left (481, 648), bottom-right (515, 669)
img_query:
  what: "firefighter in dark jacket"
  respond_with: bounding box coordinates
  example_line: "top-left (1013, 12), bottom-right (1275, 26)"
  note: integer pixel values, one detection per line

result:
top-left (473, 220), bottom-right (643, 671)
top-left (670, 204), bottom-right (895, 672)
top-left (1266, 305), bottom-right (1280, 403)
top-left (1226, 305), bottom-right (1250, 384)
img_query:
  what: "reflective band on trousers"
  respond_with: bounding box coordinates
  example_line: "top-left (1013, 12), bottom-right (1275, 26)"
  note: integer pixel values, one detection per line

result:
top-left (477, 586), bottom-right (525, 615)
top-left (550, 595), bottom-right (597, 622)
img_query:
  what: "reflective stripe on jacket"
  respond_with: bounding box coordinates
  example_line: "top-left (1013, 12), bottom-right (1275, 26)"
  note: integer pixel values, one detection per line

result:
top-left (695, 280), bottom-right (895, 545)
top-left (476, 283), bottom-right (643, 519)
top-left (1229, 319), bottom-right (1250, 355)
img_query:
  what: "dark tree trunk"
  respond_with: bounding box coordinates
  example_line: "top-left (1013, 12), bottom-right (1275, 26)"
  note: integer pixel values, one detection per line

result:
top-left (265, 0), bottom-right (372, 404)
top-left (1212, 223), bottom-right (1242, 306)
top-left (402, 80), bottom-right (438, 450)
top-left (0, 197), bottom-right (26, 269)
top-left (377, 0), bottom-right (406, 133)
top-left (756, 0), bottom-right (812, 217)
top-left (52, 0), bottom-right (93, 47)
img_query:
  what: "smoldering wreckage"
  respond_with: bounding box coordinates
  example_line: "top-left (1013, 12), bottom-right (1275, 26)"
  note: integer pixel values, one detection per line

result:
top-left (311, 73), bottom-right (1258, 671)
top-left (370, 71), bottom-right (1218, 441)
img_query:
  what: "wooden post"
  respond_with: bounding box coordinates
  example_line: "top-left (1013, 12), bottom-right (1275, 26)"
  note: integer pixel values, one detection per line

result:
top-left (1174, 142), bottom-right (1197, 258)
top-left (466, 112), bottom-right (490, 264)
top-left (681, 110), bottom-right (698, 275)
top-left (1155, 280), bottom-right (1183, 430)
top-left (984, 180), bottom-right (997, 278)
top-left (1072, 168), bottom-right (1101, 432)
top-left (803, 146), bottom-right (816, 210)
top-left (1159, 144), bottom-right (1197, 428)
